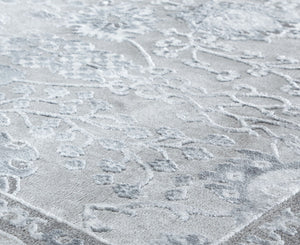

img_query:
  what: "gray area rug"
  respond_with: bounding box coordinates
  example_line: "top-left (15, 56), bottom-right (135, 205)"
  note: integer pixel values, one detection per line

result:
top-left (0, 0), bottom-right (300, 244)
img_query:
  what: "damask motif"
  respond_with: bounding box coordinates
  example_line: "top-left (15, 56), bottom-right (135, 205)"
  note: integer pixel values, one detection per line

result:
top-left (0, 0), bottom-right (299, 244)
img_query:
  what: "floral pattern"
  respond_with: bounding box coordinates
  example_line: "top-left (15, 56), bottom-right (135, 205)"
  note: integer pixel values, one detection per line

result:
top-left (0, 0), bottom-right (300, 244)
top-left (64, 2), bottom-right (155, 42)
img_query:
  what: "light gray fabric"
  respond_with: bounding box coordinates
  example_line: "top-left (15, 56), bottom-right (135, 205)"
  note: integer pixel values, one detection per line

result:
top-left (0, 0), bottom-right (300, 244)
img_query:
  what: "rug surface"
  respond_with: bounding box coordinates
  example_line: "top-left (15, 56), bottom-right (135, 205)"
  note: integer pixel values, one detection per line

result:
top-left (0, 0), bottom-right (300, 244)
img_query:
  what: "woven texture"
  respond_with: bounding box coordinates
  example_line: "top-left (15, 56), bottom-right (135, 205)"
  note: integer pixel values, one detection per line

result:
top-left (0, 0), bottom-right (300, 244)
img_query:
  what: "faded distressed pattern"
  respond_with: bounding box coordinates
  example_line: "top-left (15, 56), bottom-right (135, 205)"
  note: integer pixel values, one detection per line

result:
top-left (0, 0), bottom-right (300, 244)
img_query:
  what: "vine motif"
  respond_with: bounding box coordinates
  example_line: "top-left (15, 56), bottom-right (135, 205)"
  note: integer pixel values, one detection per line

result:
top-left (0, 0), bottom-right (299, 244)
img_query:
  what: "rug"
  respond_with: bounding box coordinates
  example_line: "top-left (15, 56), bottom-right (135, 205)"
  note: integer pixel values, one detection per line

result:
top-left (0, 0), bottom-right (300, 244)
